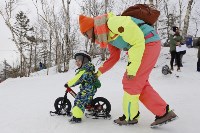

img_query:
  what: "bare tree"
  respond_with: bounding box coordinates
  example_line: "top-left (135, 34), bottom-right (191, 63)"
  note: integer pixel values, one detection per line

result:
top-left (80, 0), bottom-right (114, 60)
top-left (117, 0), bottom-right (141, 14)
top-left (100, 0), bottom-right (109, 61)
top-left (32, 0), bottom-right (56, 75)
top-left (149, 0), bottom-right (154, 5)
top-left (13, 11), bottom-right (34, 77)
top-left (61, 0), bottom-right (72, 72)
top-left (154, 0), bottom-right (162, 31)
top-left (182, 0), bottom-right (194, 37)
top-left (32, 0), bottom-right (79, 73)
top-left (0, 0), bottom-right (28, 77)
top-left (0, 60), bottom-right (12, 80)
top-left (160, 0), bottom-right (171, 44)
top-left (178, 0), bottom-right (184, 29)
top-left (193, 9), bottom-right (200, 37)
top-left (157, 0), bottom-right (179, 45)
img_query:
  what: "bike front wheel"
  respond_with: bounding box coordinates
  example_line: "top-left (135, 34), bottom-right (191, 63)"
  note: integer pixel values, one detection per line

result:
top-left (54, 97), bottom-right (71, 115)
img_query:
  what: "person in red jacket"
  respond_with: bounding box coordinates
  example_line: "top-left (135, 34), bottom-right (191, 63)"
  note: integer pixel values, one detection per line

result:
top-left (78, 12), bottom-right (177, 127)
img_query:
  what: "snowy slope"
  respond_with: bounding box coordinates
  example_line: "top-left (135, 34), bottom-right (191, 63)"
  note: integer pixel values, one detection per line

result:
top-left (0, 47), bottom-right (200, 133)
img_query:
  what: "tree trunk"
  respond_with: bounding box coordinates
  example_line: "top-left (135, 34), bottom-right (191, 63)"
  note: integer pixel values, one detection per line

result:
top-left (20, 47), bottom-right (23, 77)
top-left (194, 19), bottom-right (198, 37)
top-left (182, 0), bottom-right (194, 37)
top-left (164, 0), bottom-right (170, 44)
top-left (34, 45), bottom-right (37, 71)
top-left (154, 0), bottom-right (159, 31)
top-left (28, 44), bottom-right (33, 77)
top-left (100, 0), bottom-right (109, 61)
top-left (52, 8), bottom-right (62, 72)
top-left (47, 31), bottom-right (52, 75)
top-left (4, 60), bottom-right (7, 80)
top-left (149, 0), bottom-right (154, 4)
top-left (62, 0), bottom-right (71, 72)
top-left (178, 0), bottom-right (183, 29)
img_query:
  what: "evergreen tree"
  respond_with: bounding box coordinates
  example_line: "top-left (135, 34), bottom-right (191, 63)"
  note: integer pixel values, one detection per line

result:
top-left (13, 11), bottom-right (33, 77)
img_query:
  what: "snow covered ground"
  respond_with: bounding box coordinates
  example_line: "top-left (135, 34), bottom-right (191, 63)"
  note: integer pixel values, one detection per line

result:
top-left (0, 47), bottom-right (199, 133)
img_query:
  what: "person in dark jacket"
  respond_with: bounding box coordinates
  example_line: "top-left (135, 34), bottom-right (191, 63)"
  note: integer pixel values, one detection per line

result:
top-left (169, 26), bottom-right (183, 71)
top-left (39, 62), bottom-right (43, 70)
top-left (197, 37), bottom-right (200, 72)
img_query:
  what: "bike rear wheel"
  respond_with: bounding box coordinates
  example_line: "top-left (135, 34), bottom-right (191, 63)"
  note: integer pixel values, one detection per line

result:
top-left (91, 97), bottom-right (111, 114)
top-left (162, 65), bottom-right (170, 75)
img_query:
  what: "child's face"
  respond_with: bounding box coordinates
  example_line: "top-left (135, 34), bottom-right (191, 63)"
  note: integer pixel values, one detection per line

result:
top-left (75, 59), bottom-right (82, 68)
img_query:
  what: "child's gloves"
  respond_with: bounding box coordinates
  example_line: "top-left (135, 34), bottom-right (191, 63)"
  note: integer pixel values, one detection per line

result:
top-left (64, 83), bottom-right (69, 88)
top-left (96, 70), bottom-right (102, 77)
top-left (176, 42), bottom-right (181, 46)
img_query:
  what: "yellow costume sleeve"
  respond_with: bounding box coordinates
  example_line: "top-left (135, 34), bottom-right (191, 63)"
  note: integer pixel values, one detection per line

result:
top-left (67, 70), bottom-right (85, 87)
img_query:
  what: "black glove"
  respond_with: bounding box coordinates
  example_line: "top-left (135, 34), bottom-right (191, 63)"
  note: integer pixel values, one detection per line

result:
top-left (64, 83), bottom-right (68, 88)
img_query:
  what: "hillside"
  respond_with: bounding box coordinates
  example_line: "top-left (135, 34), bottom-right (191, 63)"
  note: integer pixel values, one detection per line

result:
top-left (0, 47), bottom-right (199, 133)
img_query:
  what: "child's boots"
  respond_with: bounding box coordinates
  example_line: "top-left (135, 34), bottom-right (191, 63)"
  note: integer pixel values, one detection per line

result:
top-left (69, 116), bottom-right (82, 123)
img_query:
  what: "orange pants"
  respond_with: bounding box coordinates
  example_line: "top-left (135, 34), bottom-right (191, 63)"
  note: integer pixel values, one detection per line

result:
top-left (122, 41), bottom-right (167, 116)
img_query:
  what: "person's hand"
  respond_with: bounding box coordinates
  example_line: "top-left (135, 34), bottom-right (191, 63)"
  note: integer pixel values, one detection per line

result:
top-left (94, 72), bottom-right (98, 78)
top-left (64, 83), bottom-right (68, 88)
top-left (127, 75), bottom-right (134, 80)
top-left (176, 42), bottom-right (180, 46)
top-left (95, 70), bottom-right (102, 77)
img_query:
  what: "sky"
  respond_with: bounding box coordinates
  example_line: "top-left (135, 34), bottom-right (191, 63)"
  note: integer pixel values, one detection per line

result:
top-left (0, 47), bottom-right (200, 133)
top-left (0, 17), bottom-right (19, 65)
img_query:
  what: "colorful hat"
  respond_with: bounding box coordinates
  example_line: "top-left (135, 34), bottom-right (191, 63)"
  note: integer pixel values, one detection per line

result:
top-left (79, 15), bottom-right (94, 33)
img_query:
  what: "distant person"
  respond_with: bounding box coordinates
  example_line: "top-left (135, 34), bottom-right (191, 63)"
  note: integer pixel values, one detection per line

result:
top-left (185, 36), bottom-right (193, 48)
top-left (39, 62), bottom-right (43, 70)
top-left (197, 37), bottom-right (200, 72)
top-left (169, 26), bottom-right (183, 71)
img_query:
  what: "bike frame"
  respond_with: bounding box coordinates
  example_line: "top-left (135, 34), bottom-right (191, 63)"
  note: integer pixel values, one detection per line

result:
top-left (50, 87), bottom-right (95, 116)
top-left (64, 87), bottom-right (92, 110)
top-left (65, 87), bottom-right (77, 98)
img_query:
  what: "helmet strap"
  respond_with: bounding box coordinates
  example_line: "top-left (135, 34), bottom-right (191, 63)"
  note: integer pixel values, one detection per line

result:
top-left (80, 57), bottom-right (85, 68)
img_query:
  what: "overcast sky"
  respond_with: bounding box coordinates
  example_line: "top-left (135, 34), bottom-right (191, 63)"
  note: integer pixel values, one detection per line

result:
top-left (0, 17), bottom-right (19, 65)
